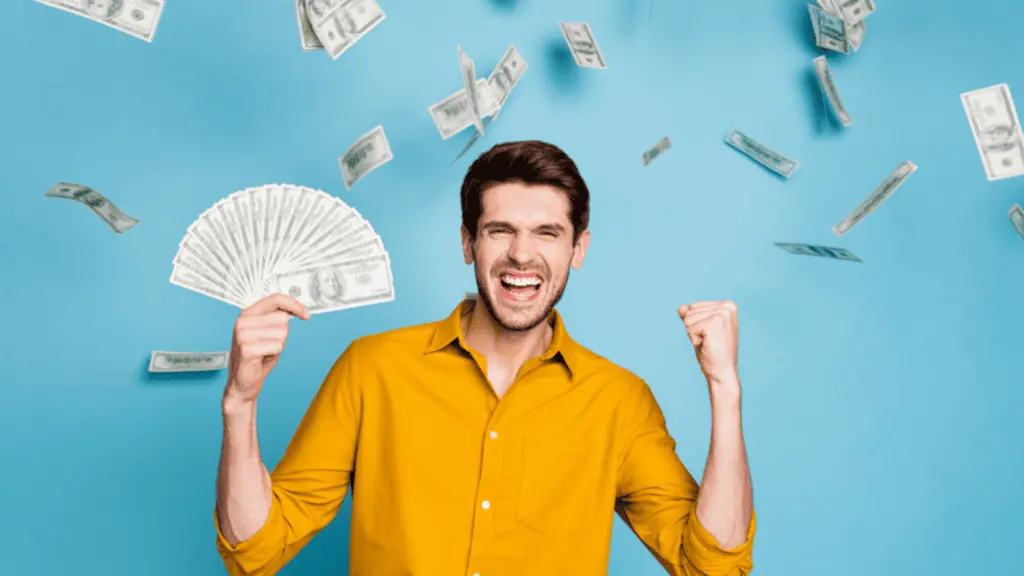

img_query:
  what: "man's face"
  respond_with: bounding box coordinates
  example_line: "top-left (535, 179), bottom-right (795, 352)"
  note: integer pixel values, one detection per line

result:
top-left (461, 182), bottom-right (590, 332)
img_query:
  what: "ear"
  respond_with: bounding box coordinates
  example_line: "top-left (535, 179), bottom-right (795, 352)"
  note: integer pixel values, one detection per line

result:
top-left (571, 228), bottom-right (590, 270)
top-left (460, 226), bottom-right (475, 265)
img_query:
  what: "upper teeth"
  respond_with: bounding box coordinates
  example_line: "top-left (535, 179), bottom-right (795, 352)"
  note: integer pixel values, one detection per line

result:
top-left (502, 275), bottom-right (540, 286)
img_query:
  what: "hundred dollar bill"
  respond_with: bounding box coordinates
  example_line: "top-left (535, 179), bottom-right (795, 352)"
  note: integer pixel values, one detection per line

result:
top-left (808, 4), bottom-right (849, 54)
top-left (44, 182), bottom-right (139, 234)
top-left (813, 56), bottom-right (851, 126)
top-left (35, 0), bottom-right (164, 42)
top-left (1010, 204), bottom-right (1024, 241)
top-left (340, 125), bottom-right (393, 191)
top-left (817, 0), bottom-right (864, 51)
top-left (458, 46), bottom-right (486, 135)
top-left (452, 46), bottom-right (530, 162)
top-left (961, 83), bottom-right (1024, 181)
top-left (724, 130), bottom-right (800, 178)
top-left (642, 136), bottom-right (672, 167)
top-left (429, 79), bottom-right (500, 140)
top-left (487, 44), bottom-right (528, 121)
top-left (847, 20), bottom-right (865, 51)
top-left (306, 0), bottom-right (385, 60)
top-left (775, 242), bottom-right (862, 262)
top-left (835, 0), bottom-right (874, 26)
top-left (451, 46), bottom-right (529, 164)
top-left (149, 351), bottom-right (229, 373)
top-left (560, 22), bottom-right (608, 69)
top-left (272, 255), bottom-right (395, 314)
top-left (295, 0), bottom-right (323, 50)
top-left (833, 161), bottom-right (916, 237)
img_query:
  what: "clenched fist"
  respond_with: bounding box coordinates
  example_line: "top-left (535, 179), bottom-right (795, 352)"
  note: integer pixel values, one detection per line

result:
top-left (678, 300), bottom-right (740, 393)
top-left (224, 293), bottom-right (310, 407)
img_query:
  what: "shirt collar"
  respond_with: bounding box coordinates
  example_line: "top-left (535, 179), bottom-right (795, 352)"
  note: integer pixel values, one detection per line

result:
top-left (425, 298), bottom-right (584, 378)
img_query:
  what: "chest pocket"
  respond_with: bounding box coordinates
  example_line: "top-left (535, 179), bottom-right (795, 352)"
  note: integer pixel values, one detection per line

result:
top-left (516, 435), bottom-right (605, 539)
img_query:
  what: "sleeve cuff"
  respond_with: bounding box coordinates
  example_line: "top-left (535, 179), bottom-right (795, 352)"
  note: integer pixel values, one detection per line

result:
top-left (682, 509), bottom-right (756, 575)
top-left (214, 498), bottom-right (283, 571)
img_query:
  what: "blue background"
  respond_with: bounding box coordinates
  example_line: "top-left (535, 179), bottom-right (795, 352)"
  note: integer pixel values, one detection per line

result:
top-left (1, 0), bottom-right (1021, 574)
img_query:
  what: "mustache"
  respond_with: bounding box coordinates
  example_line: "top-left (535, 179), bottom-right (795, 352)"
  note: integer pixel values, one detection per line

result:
top-left (491, 261), bottom-right (548, 277)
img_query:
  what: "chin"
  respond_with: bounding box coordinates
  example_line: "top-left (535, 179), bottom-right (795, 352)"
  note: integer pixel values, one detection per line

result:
top-left (477, 278), bottom-right (567, 332)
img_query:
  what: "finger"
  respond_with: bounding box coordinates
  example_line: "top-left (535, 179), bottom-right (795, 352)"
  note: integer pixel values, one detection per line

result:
top-left (682, 310), bottom-right (718, 328)
top-left (238, 310), bottom-right (295, 330)
top-left (237, 326), bottom-right (289, 345)
top-left (241, 293), bottom-right (310, 320)
top-left (677, 304), bottom-right (691, 318)
top-left (690, 313), bottom-right (733, 335)
top-left (238, 340), bottom-right (285, 360)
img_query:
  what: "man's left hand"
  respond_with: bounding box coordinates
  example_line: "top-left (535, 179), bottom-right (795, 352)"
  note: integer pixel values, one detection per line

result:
top-left (678, 301), bottom-right (740, 394)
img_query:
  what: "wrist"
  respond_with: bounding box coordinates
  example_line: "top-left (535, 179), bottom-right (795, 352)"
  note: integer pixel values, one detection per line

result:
top-left (708, 375), bottom-right (742, 409)
top-left (221, 390), bottom-right (257, 420)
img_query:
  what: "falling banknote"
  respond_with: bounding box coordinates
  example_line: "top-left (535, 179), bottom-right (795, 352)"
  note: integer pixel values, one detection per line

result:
top-left (429, 79), bottom-right (500, 140)
top-left (44, 182), bottom-right (139, 234)
top-left (817, 0), bottom-right (865, 52)
top-left (808, 3), bottom-right (849, 54)
top-left (1010, 204), bottom-right (1024, 241)
top-left (813, 56), bottom-right (851, 126)
top-left (487, 44), bottom-right (528, 121)
top-left (35, 0), bottom-right (165, 42)
top-left (833, 161), bottom-right (916, 237)
top-left (306, 0), bottom-right (386, 60)
top-left (272, 254), bottom-right (396, 314)
top-left (294, 0), bottom-right (323, 50)
top-left (340, 125), bottom-right (393, 190)
top-left (961, 83), bottom-right (1024, 181)
top-left (458, 46), bottom-right (486, 135)
top-left (451, 45), bottom-right (529, 164)
top-left (642, 136), bottom-right (672, 167)
top-left (725, 130), bottom-right (800, 178)
top-left (834, 0), bottom-right (875, 27)
top-left (560, 22), bottom-right (608, 69)
top-left (149, 351), bottom-right (229, 373)
top-left (775, 242), bottom-right (862, 262)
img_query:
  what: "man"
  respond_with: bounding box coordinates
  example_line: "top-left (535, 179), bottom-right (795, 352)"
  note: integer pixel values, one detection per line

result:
top-left (215, 140), bottom-right (756, 575)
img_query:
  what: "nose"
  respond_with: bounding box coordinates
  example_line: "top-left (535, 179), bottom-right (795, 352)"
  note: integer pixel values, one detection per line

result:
top-left (507, 233), bottom-right (537, 265)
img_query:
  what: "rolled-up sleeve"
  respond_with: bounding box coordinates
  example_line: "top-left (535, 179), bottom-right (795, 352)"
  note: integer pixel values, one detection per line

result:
top-left (615, 381), bottom-right (755, 576)
top-left (214, 341), bottom-right (364, 575)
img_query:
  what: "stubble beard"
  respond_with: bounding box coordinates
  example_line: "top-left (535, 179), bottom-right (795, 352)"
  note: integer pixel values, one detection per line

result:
top-left (474, 265), bottom-right (570, 332)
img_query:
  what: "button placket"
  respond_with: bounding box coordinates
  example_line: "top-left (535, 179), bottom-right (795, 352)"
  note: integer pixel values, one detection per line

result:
top-left (465, 414), bottom-right (505, 573)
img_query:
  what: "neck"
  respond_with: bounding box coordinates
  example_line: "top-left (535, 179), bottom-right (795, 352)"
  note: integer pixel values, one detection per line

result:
top-left (462, 300), bottom-right (554, 368)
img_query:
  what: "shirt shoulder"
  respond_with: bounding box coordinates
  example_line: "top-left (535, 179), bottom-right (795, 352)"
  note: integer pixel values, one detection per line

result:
top-left (346, 318), bottom-right (442, 360)
top-left (567, 343), bottom-right (654, 402)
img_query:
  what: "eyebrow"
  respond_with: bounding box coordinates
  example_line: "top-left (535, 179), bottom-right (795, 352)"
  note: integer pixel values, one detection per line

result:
top-left (481, 221), bottom-right (568, 234)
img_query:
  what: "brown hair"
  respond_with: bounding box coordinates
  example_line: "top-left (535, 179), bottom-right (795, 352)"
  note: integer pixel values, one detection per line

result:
top-left (460, 140), bottom-right (590, 243)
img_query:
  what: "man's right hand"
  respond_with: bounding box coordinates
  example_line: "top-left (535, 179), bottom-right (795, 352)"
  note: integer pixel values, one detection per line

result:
top-left (224, 293), bottom-right (311, 407)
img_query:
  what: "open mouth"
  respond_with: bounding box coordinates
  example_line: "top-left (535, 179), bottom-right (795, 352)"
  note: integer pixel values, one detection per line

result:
top-left (498, 273), bottom-right (542, 301)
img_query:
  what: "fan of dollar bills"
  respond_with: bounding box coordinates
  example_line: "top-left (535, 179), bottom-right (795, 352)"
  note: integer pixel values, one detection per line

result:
top-left (170, 184), bottom-right (395, 314)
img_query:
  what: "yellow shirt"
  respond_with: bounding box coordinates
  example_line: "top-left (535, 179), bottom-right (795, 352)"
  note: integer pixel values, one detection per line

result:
top-left (215, 300), bottom-right (756, 575)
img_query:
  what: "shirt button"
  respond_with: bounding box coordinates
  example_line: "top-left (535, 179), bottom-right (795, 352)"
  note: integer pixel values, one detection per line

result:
top-left (489, 430), bottom-right (498, 439)
top-left (481, 500), bottom-right (491, 510)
